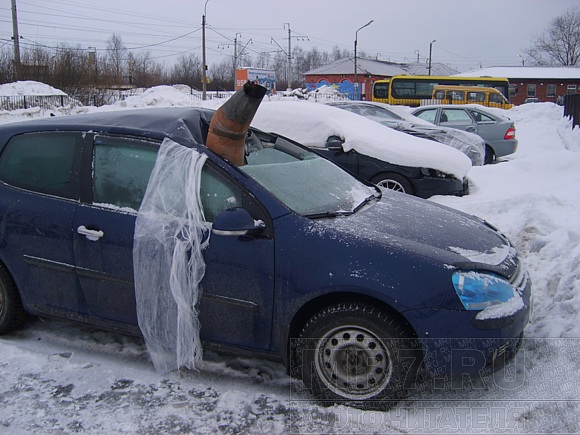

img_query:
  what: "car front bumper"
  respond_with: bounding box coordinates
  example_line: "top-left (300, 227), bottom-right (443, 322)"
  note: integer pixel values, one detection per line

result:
top-left (414, 176), bottom-right (468, 199)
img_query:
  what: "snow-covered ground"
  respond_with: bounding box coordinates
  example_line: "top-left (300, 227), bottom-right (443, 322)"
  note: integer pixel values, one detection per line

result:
top-left (0, 82), bottom-right (579, 434)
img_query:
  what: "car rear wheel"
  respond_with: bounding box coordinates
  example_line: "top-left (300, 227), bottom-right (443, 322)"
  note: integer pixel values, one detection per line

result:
top-left (371, 173), bottom-right (414, 195)
top-left (484, 145), bottom-right (495, 165)
top-left (296, 302), bottom-right (420, 410)
top-left (0, 264), bottom-right (27, 334)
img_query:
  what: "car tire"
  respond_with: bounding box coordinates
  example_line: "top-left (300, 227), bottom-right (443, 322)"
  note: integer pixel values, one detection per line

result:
top-left (0, 264), bottom-right (27, 334)
top-left (371, 173), bottom-right (414, 195)
top-left (484, 145), bottom-right (495, 165)
top-left (295, 302), bottom-right (420, 410)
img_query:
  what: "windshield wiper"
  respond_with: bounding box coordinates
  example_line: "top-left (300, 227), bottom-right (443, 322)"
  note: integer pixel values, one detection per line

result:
top-left (304, 210), bottom-right (353, 219)
top-left (353, 190), bottom-right (382, 214)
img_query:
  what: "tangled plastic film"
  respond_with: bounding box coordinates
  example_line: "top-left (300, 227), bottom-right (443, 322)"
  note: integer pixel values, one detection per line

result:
top-left (133, 138), bottom-right (210, 373)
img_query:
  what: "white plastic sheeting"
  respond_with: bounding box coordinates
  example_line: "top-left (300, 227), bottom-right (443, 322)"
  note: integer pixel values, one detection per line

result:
top-left (133, 137), bottom-right (210, 373)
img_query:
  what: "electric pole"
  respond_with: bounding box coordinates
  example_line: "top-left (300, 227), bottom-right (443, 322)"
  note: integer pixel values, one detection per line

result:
top-left (11, 0), bottom-right (21, 79)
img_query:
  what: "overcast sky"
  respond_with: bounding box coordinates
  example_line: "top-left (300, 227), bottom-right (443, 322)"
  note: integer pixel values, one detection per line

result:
top-left (2, 0), bottom-right (579, 73)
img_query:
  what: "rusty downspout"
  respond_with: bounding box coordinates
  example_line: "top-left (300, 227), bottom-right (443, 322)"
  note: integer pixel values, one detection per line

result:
top-left (206, 81), bottom-right (267, 166)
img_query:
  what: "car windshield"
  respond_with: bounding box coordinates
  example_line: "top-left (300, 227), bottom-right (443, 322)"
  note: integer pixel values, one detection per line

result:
top-left (240, 131), bottom-right (377, 217)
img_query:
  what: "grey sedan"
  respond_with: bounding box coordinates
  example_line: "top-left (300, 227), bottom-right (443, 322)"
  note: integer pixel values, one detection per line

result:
top-left (412, 105), bottom-right (518, 164)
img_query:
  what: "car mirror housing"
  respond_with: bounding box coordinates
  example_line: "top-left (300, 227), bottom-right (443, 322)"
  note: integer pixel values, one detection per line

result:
top-left (212, 207), bottom-right (264, 236)
top-left (325, 135), bottom-right (345, 151)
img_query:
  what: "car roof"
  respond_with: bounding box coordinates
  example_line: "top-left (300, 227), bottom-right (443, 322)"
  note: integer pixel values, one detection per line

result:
top-left (0, 107), bottom-right (215, 145)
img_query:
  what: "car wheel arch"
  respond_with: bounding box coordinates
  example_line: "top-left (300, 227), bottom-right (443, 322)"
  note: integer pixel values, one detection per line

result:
top-left (284, 291), bottom-right (419, 370)
top-left (0, 260), bottom-right (28, 334)
top-left (484, 144), bottom-right (496, 165)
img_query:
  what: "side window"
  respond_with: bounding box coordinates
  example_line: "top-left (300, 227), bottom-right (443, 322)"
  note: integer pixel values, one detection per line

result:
top-left (442, 109), bottom-right (473, 123)
top-left (527, 84), bottom-right (537, 97)
top-left (200, 165), bottom-right (243, 222)
top-left (0, 132), bottom-right (80, 199)
top-left (414, 109), bottom-right (437, 123)
top-left (489, 93), bottom-right (502, 104)
top-left (468, 110), bottom-right (494, 122)
top-left (93, 136), bottom-right (158, 211)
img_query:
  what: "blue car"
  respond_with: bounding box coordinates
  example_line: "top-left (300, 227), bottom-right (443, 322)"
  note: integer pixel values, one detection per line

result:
top-left (0, 107), bottom-right (530, 409)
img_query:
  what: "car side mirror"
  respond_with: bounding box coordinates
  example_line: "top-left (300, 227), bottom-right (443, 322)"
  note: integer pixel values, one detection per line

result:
top-left (212, 207), bottom-right (265, 236)
top-left (325, 135), bottom-right (345, 151)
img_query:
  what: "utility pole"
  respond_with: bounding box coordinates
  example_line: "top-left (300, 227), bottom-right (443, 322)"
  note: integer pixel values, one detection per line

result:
top-left (11, 0), bottom-right (21, 79)
top-left (428, 40), bottom-right (436, 76)
top-left (202, 0), bottom-right (210, 100)
top-left (284, 23), bottom-right (291, 90)
top-left (233, 33), bottom-right (240, 91)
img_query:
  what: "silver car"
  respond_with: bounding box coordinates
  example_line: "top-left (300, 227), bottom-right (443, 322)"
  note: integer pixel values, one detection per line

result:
top-left (412, 105), bottom-right (518, 164)
top-left (327, 101), bottom-right (485, 166)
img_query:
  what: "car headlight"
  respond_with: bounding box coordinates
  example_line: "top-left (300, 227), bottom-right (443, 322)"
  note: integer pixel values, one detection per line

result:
top-left (420, 168), bottom-right (446, 178)
top-left (452, 271), bottom-right (515, 310)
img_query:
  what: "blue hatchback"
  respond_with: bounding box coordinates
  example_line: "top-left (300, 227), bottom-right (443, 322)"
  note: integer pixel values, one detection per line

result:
top-left (0, 107), bottom-right (531, 409)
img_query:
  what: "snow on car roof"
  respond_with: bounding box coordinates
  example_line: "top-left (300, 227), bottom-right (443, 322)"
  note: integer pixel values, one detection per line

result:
top-left (252, 101), bottom-right (472, 179)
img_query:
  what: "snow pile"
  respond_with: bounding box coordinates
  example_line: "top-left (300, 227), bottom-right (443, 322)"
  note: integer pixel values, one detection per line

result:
top-left (0, 80), bottom-right (67, 96)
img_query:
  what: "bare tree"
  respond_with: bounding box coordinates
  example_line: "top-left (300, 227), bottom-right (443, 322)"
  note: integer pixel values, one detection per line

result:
top-left (169, 53), bottom-right (202, 88)
top-left (106, 34), bottom-right (127, 84)
top-left (524, 8), bottom-right (580, 66)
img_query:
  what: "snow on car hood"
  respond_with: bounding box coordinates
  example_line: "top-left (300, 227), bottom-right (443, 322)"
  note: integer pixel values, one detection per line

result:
top-left (252, 101), bottom-right (472, 179)
top-left (320, 190), bottom-right (517, 271)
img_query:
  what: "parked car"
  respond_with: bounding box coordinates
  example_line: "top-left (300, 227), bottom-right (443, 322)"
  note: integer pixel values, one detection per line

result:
top-left (252, 101), bottom-right (472, 198)
top-left (0, 106), bottom-right (531, 409)
top-left (326, 100), bottom-right (485, 166)
top-left (412, 104), bottom-right (518, 164)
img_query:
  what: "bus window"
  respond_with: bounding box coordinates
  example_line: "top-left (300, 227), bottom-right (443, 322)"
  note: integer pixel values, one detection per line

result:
top-left (467, 92), bottom-right (486, 103)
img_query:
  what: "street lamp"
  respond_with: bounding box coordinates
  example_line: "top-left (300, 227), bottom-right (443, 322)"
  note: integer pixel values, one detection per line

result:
top-left (202, 0), bottom-right (210, 100)
top-left (354, 20), bottom-right (373, 100)
top-left (428, 40), bottom-right (436, 76)
top-left (518, 54), bottom-right (525, 66)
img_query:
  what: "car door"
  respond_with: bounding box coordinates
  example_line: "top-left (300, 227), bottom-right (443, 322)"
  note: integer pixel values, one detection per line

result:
top-left (438, 108), bottom-right (479, 135)
top-left (0, 131), bottom-right (86, 315)
top-left (72, 134), bottom-right (275, 349)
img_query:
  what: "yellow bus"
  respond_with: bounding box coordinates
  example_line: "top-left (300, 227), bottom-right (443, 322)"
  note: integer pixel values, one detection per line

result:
top-left (372, 75), bottom-right (511, 107)
top-left (431, 85), bottom-right (513, 109)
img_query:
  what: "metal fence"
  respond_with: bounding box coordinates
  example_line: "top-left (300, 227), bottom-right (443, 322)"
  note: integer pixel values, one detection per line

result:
top-left (563, 94), bottom-right (580, 129)
top-left (0, 95), bottom-right (81, 111)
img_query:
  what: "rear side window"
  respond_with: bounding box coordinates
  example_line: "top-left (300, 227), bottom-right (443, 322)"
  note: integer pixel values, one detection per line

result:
top-left (0, 132), bottom-right (80, 199)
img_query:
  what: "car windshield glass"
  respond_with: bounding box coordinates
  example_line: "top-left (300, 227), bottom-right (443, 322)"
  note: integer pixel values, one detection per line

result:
top-left (240, 132), bottom-right (376, 217)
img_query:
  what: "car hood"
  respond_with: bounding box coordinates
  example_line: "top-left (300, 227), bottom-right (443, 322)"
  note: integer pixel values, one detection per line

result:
top-left (319, 190), bottom-right (517, 274)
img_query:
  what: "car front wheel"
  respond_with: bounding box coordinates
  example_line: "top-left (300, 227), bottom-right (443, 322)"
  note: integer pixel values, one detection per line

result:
top-left (371, 173), bottom-right (414, 195)
top-left (296, 302), bottom-right (420, 410)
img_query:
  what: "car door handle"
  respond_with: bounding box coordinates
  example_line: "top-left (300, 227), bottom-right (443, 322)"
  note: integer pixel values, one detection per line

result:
top-left (77, 225), bottom-right (104, 241)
